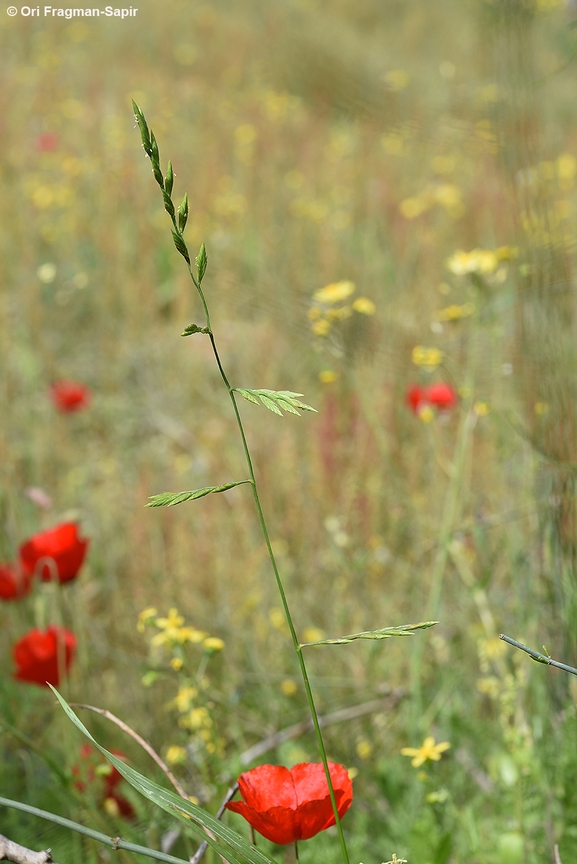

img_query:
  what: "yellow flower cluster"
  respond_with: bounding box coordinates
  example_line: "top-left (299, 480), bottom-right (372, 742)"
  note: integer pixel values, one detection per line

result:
top-left (435, 302), bottom-right (475, 322)
top-left (308, 281), bottom-right (376, 337)
top-left (412, 346), bottom-right (444, 370)
top-left (137, 607), bottom-right (225, 654)
top-left (446, 248), bottom-right (498, 275)
top-left (400, 183), bottom-right (464, 220)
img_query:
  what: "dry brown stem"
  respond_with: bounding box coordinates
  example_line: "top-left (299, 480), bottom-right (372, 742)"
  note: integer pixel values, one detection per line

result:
top-left (0, 835), bottom-right (56, 864)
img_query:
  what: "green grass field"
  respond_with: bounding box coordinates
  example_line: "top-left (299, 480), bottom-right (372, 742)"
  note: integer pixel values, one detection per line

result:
top-left (1, 1), bottom-right (577, 862)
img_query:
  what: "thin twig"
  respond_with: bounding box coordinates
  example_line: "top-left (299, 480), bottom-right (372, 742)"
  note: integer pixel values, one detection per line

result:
top-left (70, 704), bottom-right (189, 799)
top-left (499, 635), bottom-right (577, 677)
top-left (554, 844), bottom-right (563, 864)
top-left (0, 835), bottom-right (55, 864)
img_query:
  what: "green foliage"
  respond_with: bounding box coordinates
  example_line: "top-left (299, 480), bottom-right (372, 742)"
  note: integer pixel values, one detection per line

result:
top-left (235, 388), bottom-right (317, 417)
top-left (146, 480), bottom-right (252, 508)
top-left (299, 621), bottom-right (438, 647)
top-left (196, 242), bottom-right (208, 284)
top-left (181, 323), bottom-right (210, 336)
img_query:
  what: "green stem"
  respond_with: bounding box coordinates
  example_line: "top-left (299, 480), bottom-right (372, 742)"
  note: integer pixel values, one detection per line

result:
top-left (140, 113), bottom-right (349, 862)
top-left (499, 634), bottom-right (577, 676)
top-left (196, 284), bottom-right (350, 864)
top-left (0, 797), bottom-right (190, 864)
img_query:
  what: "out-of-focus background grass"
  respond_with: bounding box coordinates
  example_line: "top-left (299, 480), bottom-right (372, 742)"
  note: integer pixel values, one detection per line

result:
top-left (2, 0), bottom-right (577, 861)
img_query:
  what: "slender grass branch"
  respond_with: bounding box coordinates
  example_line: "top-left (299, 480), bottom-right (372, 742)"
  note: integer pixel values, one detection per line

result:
top-left (133, 102), bottom-right (350, 864)
top-left (499, 634), bottom-right (577, 677)
top-left (0, 798), bottom-right (190, 864)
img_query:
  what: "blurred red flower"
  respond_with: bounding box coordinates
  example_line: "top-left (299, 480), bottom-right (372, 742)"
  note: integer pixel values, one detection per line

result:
top-left (19, 522), bottom-right (89, 584)
top-left (49, 380), bottom-right (91, 413)
top-left (36, 132), bottom-right (58, 152)
top-left (427, 382), bottom-right (459, 411)
top-left (0, 563), bottom-right (34, 601)
top-left (226, 762), bottom-right (353, 845)
top-left (406, 382), bottom-right (458, 414)
top-left (13, 626), bottom-right (76, 687)
top-left (72, 744), bottom-right (136, 819)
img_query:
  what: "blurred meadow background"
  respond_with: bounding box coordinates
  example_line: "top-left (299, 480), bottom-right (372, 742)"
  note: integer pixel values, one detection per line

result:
top-left (2, 0), bottom-right (577, 862)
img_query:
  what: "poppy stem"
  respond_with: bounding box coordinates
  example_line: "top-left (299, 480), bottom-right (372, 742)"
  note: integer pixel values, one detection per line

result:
top-left (294, 841), bottom-right (300, 862)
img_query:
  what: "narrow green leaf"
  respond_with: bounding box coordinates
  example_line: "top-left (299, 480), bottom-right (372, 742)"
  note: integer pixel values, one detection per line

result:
top-left (163, 191), bottom-right (175, 220)
top-left (236, 389), bottom-right (260, 405)
top-left (147, 480), bottom-right (252, 508)
top-left (196, 242), bottom-right (208, 283)
top-left (132, 100), bottom-right (152, 156)
top-left (178, 192), bottom-right (189, 233)
top-left (275, 400), bottom-right (300, 416)
top-left (300, 621), bottom-right (438, 647)
top-left (49, 689), bottom-right (279, 864)
top-left (234, 388), bottom-right (317, 417)
top-left (172, 230), bottom-right (190, 264)
top-left (165, 160), bottom-right (174, 197)
top-left (258, 395), bottom-right (283, 415)
top-left (181, 323), bottom-right (210, 337)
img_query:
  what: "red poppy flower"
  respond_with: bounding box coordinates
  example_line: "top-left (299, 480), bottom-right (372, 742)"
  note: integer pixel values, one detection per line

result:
top-left (406, 384), bottom-right (427, 413)
top-left (19, 522), bottom-right (89, 584)
top-left (49, 380), bottom-right (91, 413)
top-left (0, 562), bottom-right (34, 601)
top-left (426, 382), bottom-right (458, 411)
top-left (13, 626), bottom-right (76, 687)
top-left (226, 762), bottom-right (353, 846)
top-left (406, 382), bottom-right (458, 414)
top-left (36, 132), bottom-right (59, 152)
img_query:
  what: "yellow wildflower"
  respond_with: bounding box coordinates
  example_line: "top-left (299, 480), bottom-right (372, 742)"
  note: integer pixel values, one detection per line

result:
top-left (137, 606), bottom-right (158, 633)
top-left (167, 685), bottom-right (198, 713)
top-left (170, 657), bottom-right (183, 671)
top-left (165, 746), bottom-right (188, 766)
top-left (356, 738), bottom-right (373, 760)
top-left (302, 627), bottom-right (326, 643)
top-left (156, 608), bottom-right (184, 630)
top-left (203, 636), bottom-right (225, 653)
top-left (474, 401), bottom-right (491, 416)
top-left (418, 405), bottom-right (435, 423)
top-left (312, 318), bottom-right (331, 337)
top-left (281, 679), bottom-right (297, 696)
top-left (319, 370), bottom-right (338, 384)
top-left (399, 195), bottom-right (429, 219)
top-left (446, 248), bottom-right (498, 275)
top-left (412, 345), bottom-right (444, 369)
top-left (102, 797), bottom-right (121, 817)
top-left (401, 736), bottom-right (451, 767)
top-left (352, 297), bottom-right (376, 315)
top-left (384, 69), bottom-right (410, 91)
top-left (436, 302), bottom-right (475, 322)
top-left (180, 627), bottom-right (206, 644)
top-left (327, 305), bottom-right (352, 320)
top-left (495, 245), bottom-right (519, 261)
top-left (313, 280), bottom-right (356, 304)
